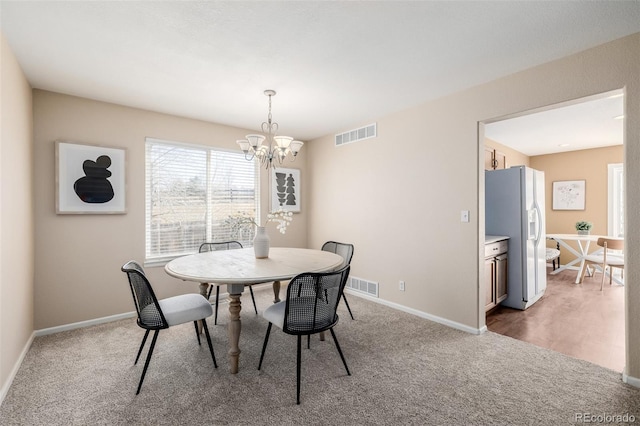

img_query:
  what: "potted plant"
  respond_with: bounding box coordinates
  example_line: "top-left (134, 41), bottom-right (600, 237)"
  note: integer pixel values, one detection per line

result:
top-left (575, 221), bottom-right (593, 235)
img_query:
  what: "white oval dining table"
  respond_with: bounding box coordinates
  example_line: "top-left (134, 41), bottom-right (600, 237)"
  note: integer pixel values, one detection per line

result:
top-left (165, 247), bottom-right (344, 373)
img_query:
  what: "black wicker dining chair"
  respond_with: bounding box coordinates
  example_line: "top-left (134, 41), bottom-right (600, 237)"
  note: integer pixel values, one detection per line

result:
top-left (121, 260), bottom-right (217, 394)
top-left (321, 241), bottom-right (355, 320)
top-left (199, 241), bottom-right (258, 325)
top-left (258, 265), bottom-right (352, 404)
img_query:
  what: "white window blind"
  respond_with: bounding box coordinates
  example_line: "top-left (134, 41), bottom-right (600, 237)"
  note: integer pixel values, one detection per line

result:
top-left (145, 138), bottom-right (258, 263)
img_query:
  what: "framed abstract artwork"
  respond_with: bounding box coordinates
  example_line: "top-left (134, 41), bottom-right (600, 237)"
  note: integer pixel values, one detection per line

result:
top-left (271, 167), bottom-right (301, 213)
top-left (55, 140), bottom-right (127, 214)
top-left (552, 180), bottom-right (585, 211)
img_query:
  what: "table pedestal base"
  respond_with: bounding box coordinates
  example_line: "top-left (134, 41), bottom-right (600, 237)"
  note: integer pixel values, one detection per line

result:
top-left (228, 293), bottom-right (241, 374)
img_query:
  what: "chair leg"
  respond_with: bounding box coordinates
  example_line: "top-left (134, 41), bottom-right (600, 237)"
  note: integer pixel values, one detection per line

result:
top-left (307, 334), bottom-right (311, 349)
top-left (296, 334), bottom-right (302, 405)
top-left (579, 261), bottom-right (589, 283)
top-left (601, 265), bottom-right (606, 291)
top-left (201, 318), bottom-right (217, 368)
top-left (207, 284), bottom-right (213, 300)
top-left (329, 328), bottom-right (351, 376)
top-left (249, 286), bottom-right (258, 315)
top-left (135, 330), bottom-right (150, 365)
top-left (136, 329), bottom-right (159, 395)
top-left (214, 286), bottom-right (220, 325)
top-left (193, 321), bottom-right (201, 345)
top-left (610, 266), bottom-right (614, 286)
top-left (258, 322), bottom-right (273, 370)
top-left (342, 293), bottom-right (354, 320)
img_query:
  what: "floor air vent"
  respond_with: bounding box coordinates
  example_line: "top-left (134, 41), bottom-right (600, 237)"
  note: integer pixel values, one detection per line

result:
top-left (335, 123), bottom-right (376, 146)
top-left (346, 276), bottom-right (378, 298)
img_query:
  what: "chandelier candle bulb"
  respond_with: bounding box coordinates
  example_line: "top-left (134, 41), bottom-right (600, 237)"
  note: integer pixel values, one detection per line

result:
top-left (237, 140), bottom-right (250, 153)
top-left (274, 136), bottom-right (293, 149)
top-left (289, 140), bottom-right (304, 155)
top-left (245, 134), bottom-right (265, 149)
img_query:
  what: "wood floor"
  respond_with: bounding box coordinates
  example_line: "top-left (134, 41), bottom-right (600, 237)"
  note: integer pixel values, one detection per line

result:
top-left (486, 266), bottom-right (625, 372)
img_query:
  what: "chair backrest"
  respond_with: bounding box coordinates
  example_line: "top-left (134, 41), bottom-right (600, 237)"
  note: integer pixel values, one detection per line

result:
top-left (321, 241), bottom-right (354, 268)
top-left (199, 241), bottom-right (243, 253)
top-left (282, 265), bottom-right (351, 335)
top-left (121, 260), bottom-right (168, 330)
top-left (597, 237), bottom-right (624, 252)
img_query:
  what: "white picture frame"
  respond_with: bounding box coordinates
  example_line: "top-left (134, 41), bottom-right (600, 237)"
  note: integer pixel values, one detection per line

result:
top-left (55, 140), bottom-right (127, 214)
top-left (552, 180), bottom-right (585, 211)
top-left (271, 167), bottom-right (300, 213)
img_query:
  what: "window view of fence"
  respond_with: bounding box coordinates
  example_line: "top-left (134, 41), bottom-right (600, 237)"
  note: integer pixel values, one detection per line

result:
top-left (145, 139), bottom-right (258, 262)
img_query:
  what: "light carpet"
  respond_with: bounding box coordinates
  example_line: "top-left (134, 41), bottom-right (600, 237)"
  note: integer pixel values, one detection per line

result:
top-left (1, 288), bottom-right (639, 425)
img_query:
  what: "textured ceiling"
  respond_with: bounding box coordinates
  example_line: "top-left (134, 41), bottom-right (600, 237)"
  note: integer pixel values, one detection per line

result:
top-left (1, 1), bottom-right (639, 151)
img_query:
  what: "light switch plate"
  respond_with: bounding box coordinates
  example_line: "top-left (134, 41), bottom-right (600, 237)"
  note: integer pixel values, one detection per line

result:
top-left (461, 210), bottom-right (470, 222)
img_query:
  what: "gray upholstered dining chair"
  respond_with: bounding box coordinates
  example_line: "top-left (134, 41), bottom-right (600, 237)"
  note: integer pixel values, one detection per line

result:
top-left (199, 241), bottom-right (257, 324)
top-left (121, 260), bottom-right (217, 394)
top-left (258, 265), bottom-right (352, 405)
top-left (321, 241), bottom-right (355, 319)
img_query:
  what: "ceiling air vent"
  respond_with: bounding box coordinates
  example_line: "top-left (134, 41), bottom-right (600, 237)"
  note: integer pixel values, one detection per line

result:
top-left (335, 123), bottom-right (377, 146)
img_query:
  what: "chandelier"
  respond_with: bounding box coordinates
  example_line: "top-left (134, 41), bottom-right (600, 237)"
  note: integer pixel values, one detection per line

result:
top-left (236, 90), bottom-right (304, 168)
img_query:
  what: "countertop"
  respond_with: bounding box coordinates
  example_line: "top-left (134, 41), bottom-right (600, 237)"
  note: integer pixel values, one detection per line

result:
top-left (485, 235), bottom-right (509, 244)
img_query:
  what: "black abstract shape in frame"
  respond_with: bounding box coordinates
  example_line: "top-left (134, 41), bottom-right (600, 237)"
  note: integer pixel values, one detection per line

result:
top-left (73, 155), bottom-right (115, 203)
top-left (285, 173), bottom-right (296, 206)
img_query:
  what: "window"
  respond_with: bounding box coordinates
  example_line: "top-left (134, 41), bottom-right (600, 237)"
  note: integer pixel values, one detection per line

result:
top-left (145, 138), bottom-right (259, 264)
top-left (608, 163), bottom-right (624, 237)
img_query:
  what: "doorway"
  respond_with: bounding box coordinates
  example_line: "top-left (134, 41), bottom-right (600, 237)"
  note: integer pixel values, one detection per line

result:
top-left (481, 90), bottom-right (625, 371)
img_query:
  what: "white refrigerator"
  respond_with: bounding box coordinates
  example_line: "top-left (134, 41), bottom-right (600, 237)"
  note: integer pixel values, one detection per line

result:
top-left (485, 166), bottom-right (547, 310)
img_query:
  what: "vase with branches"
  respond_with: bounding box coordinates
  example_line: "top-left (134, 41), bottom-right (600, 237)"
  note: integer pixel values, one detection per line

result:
top-left (224, 208), bottom-right (293, 258)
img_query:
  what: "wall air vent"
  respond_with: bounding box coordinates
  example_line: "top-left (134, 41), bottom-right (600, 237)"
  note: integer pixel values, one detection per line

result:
top-left (335, 123), bottom-right (377, 146)
top-left (346, 276), bottom-right (378, 298)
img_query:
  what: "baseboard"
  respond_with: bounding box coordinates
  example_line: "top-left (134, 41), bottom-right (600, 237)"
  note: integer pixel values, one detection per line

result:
top-left (343, 289), bottom-right (485, 335)
top-left (623, 369), bottom-right (640, 389)
top-left (0, 331), bottom-right (35, 406)
top-left (35, 311), bottom-right (137, 336)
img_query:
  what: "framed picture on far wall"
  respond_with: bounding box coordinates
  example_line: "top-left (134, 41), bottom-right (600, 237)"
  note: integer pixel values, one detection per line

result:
top-left (55, 140), bottom-right (127, 214)
top-left (271, 167), bottom-right (301, 213)
top-left (552, 180), bottom-right (585, 211)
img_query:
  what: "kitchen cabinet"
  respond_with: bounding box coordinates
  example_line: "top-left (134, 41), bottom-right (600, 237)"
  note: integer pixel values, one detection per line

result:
top-left (484, 147), bottom-right (506, 170)
top-left (485, 237), bottom-right (508, 312)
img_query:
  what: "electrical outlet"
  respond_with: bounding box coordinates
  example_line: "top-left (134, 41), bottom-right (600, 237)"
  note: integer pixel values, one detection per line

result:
top-left (399, 280), bottom-right (405, 291)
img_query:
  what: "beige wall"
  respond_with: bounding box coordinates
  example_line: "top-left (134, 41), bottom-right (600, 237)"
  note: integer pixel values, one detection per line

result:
top-left (485, 137), bottom-right (530, 168)
top-left (32, 90), bottom-right (308, 329)
top-left (0, 34), bottom-right (34, 396)
top-left (307, 33), bottom-right (640, 379)
top-left (532, 146), bottom-right (623, 260)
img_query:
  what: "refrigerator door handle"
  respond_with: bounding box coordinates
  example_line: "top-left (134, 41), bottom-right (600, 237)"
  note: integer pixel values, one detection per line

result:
top-left (533, 203), bottom-right (543, 247)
